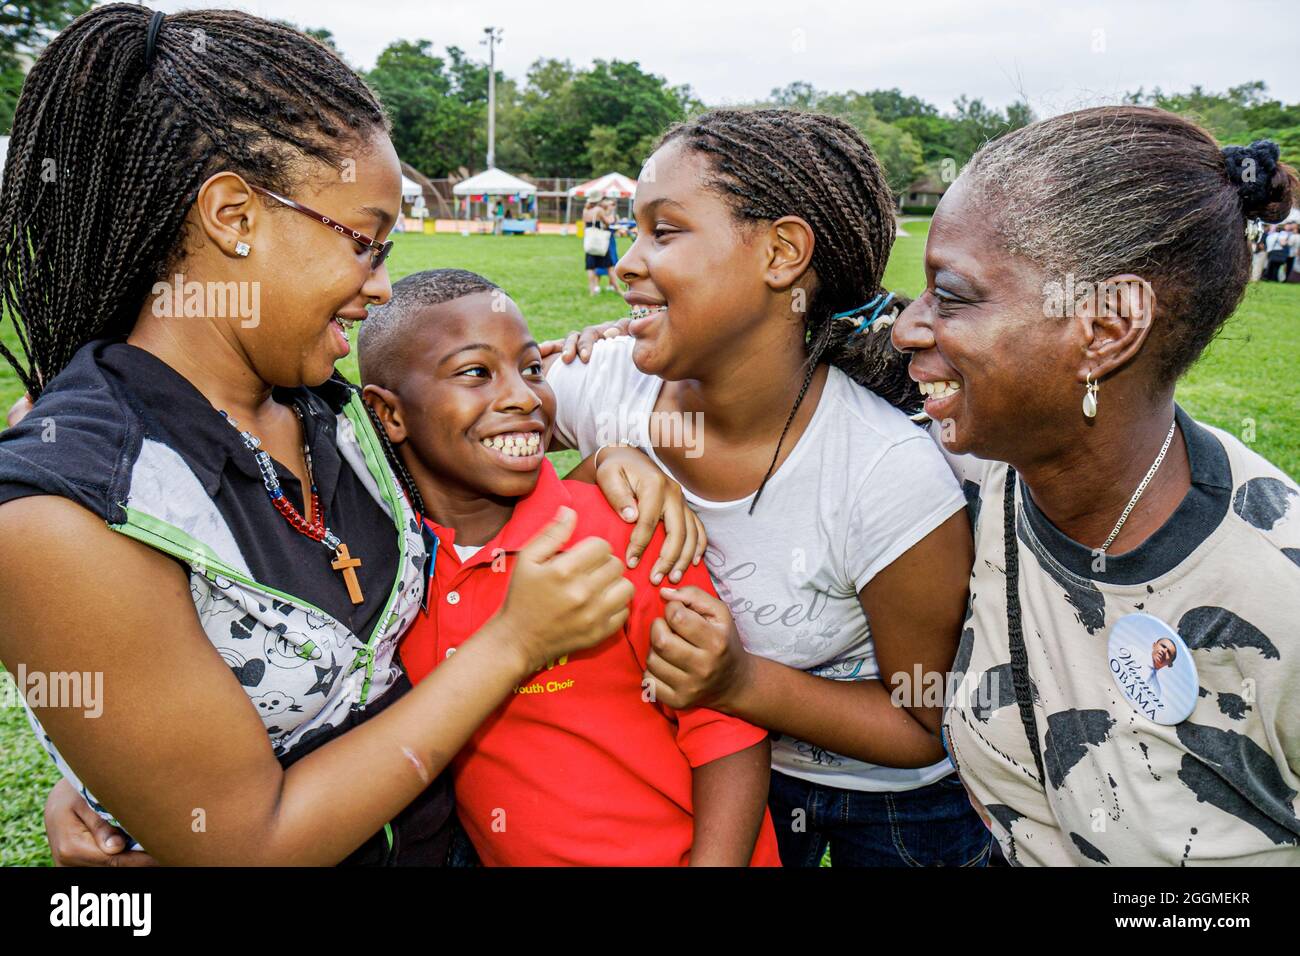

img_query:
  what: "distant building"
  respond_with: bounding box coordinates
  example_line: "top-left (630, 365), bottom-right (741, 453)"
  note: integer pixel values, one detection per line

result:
top-left (902, 173), bottom-right (948, 211)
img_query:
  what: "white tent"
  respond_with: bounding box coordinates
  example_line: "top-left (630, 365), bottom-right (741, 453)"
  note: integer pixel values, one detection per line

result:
top-left (451, 167), bottom-right (537, 224)
top-left (401, 174), bottom-right (422, 200)
top-left (452, 167), bottom-right (536, 198)
top-left (0, 136), bottom-right (8, 188)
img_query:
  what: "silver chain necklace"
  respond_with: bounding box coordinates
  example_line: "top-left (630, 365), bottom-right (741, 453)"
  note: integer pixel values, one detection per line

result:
top-left (1098, 418), bottom-right (1178, 554)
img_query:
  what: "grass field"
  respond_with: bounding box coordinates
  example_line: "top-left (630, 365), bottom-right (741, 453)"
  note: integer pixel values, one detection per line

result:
top-left (1, 223), bottom-right (1296, 865)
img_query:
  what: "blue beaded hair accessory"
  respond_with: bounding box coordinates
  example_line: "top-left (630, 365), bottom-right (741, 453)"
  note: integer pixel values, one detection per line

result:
top-left (831, 291), bottom-right (896, 334)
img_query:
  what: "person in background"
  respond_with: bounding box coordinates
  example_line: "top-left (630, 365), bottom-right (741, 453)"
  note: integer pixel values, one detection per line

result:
top-left (1263, 224), bottom-right (1288, 280)
top-left (596, 196), bottom-right (623, 291)
top-left (1248, 219), bottom-right (1267, 281)
top-left (582, 192), bottom-right (618, 295)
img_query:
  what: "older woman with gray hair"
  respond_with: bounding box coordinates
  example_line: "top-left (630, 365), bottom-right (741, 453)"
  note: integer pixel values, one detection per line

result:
top-left (891, 106), bottom-right (1300, 865)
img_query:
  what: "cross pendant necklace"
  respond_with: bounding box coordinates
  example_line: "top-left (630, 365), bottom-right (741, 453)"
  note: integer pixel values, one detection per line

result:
top-left (220, 403), bottom-right (365, 605)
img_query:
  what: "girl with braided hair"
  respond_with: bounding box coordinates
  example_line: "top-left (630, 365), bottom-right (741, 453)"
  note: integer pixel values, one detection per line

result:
top-left (0, 5), bottom-right (694, 866)
top-left (544, 108), bottom-right (991, 866)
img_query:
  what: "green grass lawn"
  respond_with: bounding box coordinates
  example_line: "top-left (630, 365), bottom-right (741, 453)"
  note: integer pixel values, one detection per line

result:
top-left (1, 223), bottom-right (1296, 865)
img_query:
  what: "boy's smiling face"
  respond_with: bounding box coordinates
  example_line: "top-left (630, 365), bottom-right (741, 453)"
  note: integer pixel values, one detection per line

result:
top-left (382, 291), bottom-right (554, 500)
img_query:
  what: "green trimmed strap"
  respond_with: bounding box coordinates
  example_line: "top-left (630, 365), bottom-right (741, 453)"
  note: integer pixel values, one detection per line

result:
top-left (340, 393), bottom-right (411, 705)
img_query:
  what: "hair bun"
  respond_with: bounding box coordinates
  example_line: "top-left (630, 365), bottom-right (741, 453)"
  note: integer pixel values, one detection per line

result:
top-left (1223, 140), bottom-right (1294, 222)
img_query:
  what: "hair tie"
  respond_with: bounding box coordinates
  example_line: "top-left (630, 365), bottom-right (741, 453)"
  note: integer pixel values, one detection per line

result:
top-left (144, 10), bottom-right (166, 69)
top-left (831, 291), bottom-right (896, 334)
top-left (1222, 140), bottom-right (1279, 211)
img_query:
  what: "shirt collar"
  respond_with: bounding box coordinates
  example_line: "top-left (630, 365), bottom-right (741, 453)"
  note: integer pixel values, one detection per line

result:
top-left (1016, 403), bottom-right (1232, 585)
top-left (104, 340), bottom-right (354, 498)
top-left (421, 459), bottom-right (575, 567)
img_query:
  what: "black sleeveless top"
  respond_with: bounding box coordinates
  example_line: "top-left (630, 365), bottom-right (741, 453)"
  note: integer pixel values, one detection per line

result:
top-left (0, 337), bottom-right (453, 865)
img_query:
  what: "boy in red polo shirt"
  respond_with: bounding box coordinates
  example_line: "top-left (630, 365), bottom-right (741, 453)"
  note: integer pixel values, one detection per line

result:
top-left (358, 269), bottom-right (780, 866)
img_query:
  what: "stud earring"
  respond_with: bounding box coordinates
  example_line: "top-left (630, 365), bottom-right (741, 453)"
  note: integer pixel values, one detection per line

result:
top-left (1083, 370), bottom-right (1099, 419)
top-left (234, 241), bottom-right (250, 257)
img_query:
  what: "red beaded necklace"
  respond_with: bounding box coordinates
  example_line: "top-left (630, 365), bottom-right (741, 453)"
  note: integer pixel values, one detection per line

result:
top-left (220, 403), bottom-right (364, 605)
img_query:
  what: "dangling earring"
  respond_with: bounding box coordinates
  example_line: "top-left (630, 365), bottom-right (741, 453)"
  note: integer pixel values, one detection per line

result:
top-left (1083, 370), bottom-right (1099, 419)
top-left (235, 241), bottom-right (251, 257)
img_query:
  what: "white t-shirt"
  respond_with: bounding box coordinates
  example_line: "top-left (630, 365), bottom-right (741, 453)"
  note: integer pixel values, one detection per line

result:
top-left (547, 337), bottom-right (967, 791)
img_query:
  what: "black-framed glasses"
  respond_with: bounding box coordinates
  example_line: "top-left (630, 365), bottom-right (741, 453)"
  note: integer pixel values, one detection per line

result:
top-left (249, 184), bottom-right (394, 271)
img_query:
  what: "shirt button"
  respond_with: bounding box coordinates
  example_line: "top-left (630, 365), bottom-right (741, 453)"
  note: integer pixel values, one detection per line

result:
top-left (446, 591), bottom-right (461, 605)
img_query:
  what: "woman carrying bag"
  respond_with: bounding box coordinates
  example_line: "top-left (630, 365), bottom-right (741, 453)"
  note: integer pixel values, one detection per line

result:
top-left (583, 193), bottom-right (616, 294)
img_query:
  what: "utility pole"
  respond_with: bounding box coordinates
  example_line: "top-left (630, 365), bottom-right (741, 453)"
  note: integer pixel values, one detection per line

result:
top-left (482, 27), bottom-right (503, 169)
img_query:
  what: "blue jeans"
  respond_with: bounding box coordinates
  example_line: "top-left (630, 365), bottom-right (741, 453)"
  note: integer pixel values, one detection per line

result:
top-left (446, 816), bottom-right (482, 867)
top-left (768, 770), bottom-right (993, 867)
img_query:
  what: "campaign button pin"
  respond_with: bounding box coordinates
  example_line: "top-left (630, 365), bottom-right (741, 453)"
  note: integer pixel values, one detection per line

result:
top-left (1107, 613), bottom-right (1198, 725)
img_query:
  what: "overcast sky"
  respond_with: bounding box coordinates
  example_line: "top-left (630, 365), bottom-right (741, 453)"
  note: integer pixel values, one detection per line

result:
top-left (146, 0), bottom-right (1299, 114)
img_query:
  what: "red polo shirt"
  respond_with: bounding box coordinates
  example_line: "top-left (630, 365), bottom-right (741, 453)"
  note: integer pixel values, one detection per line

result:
top-left (400, 460), bottom-right (780, 866)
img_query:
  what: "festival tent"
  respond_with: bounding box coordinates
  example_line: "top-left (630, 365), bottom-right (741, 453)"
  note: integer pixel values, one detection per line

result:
top-left (570, 172), bottom-right (636, 200)
top-left (565, 172), bottom-right (637, 228)
top-left (452, 167), bottom-right (537, 221)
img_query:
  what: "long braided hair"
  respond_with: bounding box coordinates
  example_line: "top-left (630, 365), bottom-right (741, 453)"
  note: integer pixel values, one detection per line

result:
top-left (658, 109), bottom-right (917, 511)
top-left (363, 399), bottom-right (428, 521)
top-left (0, 4), bottom-right (388, 400)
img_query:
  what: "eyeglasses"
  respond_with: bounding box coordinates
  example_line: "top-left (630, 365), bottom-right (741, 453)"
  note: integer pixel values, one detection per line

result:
top-left (249, 184), bottom-right (394, 271)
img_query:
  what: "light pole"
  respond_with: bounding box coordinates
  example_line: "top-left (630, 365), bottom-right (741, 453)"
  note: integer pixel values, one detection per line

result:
top-left (482, 27), bottom-right (503, 170)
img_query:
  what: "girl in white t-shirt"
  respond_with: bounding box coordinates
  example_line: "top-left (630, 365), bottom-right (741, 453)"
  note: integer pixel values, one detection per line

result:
top-left (544, 109), bottom-right (991, 866)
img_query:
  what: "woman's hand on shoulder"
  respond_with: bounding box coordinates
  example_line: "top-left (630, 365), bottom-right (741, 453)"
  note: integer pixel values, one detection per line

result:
top-left (540, 318), bottom-right (631, 367)
top-left (491, 507), bottom-right (636, 673)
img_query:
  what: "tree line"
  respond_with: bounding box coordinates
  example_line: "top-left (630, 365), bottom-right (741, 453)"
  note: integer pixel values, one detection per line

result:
top-left (3, 6), bottom-right (1299, 202)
